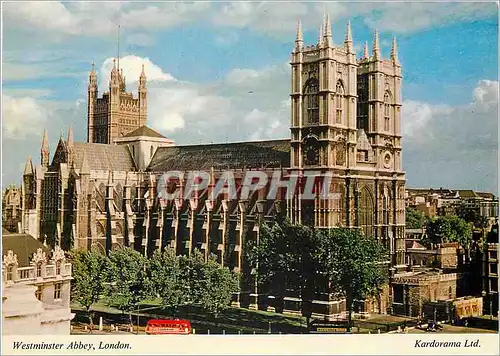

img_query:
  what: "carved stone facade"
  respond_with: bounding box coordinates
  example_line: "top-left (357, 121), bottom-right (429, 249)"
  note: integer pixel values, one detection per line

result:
top-left (290, 20), bottom-right (405, 266)
top-left (87, 61), bottom-right (147, 144)
top-left (2, 234), bottom-right (74, 335)
top-left (2, 185), bottom-right (22, 233)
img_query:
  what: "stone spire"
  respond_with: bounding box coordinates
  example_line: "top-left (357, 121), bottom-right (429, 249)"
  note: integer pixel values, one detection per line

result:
top-left (344, 21), bottom-right (353, 53)
top-left (363, 41), bottom-right (369, 59)
top-left (88, 62), bottom-right (97, 89)
top-left (391, 36), bottom-right (399, 64)
top-left (323, 13), bottom-right (332, 47)
top-left (318, 24), bottom-right (324, 47)
top-left (67, 125), bottom-right (74, 167)
top-left (67, 125), bottom-right (74, 148)
top-left (120, 68), bottom-right (126, 92)
top-left (41, 129), bottom-right (49, 154)
top-left (24, 156), bottom-right (34, 176)
top-left (294, 19), bottom-right (303, 52)
top-left (110, 59), bottom-right (119, 87)
top-left (139, 64), bottom-right (147, 90)
top-left (372, 29), bottom-right (380, 60)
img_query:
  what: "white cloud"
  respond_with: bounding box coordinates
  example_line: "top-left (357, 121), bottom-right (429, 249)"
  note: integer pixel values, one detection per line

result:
top-left (211, 1), bottom-right (496, 36)
top-left (98, 55), bottom-right (176, 88)
top-left (403, 80), bottom-right (498, 192)
top-left (2, 88), bottom-right (53, 99)
top-left (363, 2), bottom-right (497, 34)
top-left (472, 79), bottom-right (499, 112)
top-left (2, 2), bottom-right (209, 37)
top-left (2, 1), bottom-right (496, 49)
top-left (2, 95), bottom-right (50, 139)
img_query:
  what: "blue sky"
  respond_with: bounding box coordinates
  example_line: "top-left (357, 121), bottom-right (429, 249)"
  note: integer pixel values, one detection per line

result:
top-left (2, 1), bottom-right (499, 193)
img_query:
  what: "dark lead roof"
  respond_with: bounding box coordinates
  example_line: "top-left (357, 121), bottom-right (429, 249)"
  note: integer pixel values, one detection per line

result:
top-left (73, 142), bottom-right (136, 172)
top-left (147, 139), bottom-right (291, 171)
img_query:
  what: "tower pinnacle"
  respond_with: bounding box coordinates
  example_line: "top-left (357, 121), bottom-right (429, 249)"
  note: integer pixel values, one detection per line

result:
top-left (89, 62), bottom-right (97, 88)
top-left (391, 36), bottom-right (399, 64)
top-left (363, 41), bottom-right (369, 59)
top-left (323, 13), bottom-right (332, 47)
top-left (41, 129), bottom-right (50, 167)
top-left (41, 129), bottom-right (49, 151)
top-left (372, 29), bottom-right (380, 60)
top-left (295, 19), bottom-right (303, 52)
top-left (67, 125), bottom-right (74, 148)
top-left (24, 156), bottom-right (34, 176)
top-left (344, 21), bottom-right (353, 53)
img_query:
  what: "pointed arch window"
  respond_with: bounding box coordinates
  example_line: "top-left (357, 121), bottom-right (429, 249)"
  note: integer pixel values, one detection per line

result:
top-left (335, 81), bottom-right (345, 124)
top-left (303, 79), bottom-right (319, 125)
top-left (382, 191), bottom-right (389, 225)
top-left (384, 92), bottom-right (392, 132)
top-left (359, 187), bottom-right (374, 238)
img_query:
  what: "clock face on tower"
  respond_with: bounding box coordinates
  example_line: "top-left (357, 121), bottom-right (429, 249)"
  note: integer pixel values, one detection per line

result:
top-left (303, 135), bottom-right (320, 166)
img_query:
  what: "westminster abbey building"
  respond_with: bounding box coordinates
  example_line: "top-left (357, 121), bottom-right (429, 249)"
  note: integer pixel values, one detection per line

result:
top-left (16, 18), bottom-right (406, 317)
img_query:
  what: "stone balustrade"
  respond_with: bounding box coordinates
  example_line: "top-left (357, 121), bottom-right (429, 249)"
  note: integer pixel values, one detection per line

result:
top-left (13, 263), bottom-right (72, 282)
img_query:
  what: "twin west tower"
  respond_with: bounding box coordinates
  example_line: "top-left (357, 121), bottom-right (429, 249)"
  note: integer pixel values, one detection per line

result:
top-left (290, 17), bottom-right (405, 267)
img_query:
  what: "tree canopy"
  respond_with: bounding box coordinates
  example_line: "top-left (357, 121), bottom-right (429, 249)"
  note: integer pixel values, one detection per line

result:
top-left (106, 247), bottom-right (149, 320)
top-left (247, 221), bottom-right (388, 331)
top-left (69, 249), bottom-right (108, 326)
top-left (316, 228), bottom-right (388, 330)
top-left (198, 255), bottom-right (240, 321)
top-left (425, 215), bottom-right (472, 248)
top-left (147, 247), bottom-right (186, 311)
top-left (455, 203), bottom-right (490, 229)
top-left (246, 220), bottom-right (317, 319)
top-left (406, 207), bottom-right (428, 229)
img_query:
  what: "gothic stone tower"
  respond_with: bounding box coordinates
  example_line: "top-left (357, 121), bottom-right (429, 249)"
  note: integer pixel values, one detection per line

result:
top-left (87, 61), bottom-right (148, 144)
top-left (290, 17), bottom-right (406, 267)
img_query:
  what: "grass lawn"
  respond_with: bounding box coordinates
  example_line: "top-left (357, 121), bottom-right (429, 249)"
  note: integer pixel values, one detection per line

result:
top-left (71, 301), bottom-right (308, 334)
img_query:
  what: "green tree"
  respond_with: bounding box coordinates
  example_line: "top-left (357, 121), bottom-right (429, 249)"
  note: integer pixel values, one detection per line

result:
top-left (179, 249), bottom-right (207, 308)
top-left (281, 221), bottom-right (317, 326)
top-left (426, 215), bottom-right (472, 248)
top-left (198, 255), bottom-right (240, 325)
top-left (406, 207), bottom-right (428, 229)
top-left (147, 247), bottom-right (186, 313)
top-left (246, 220), bottom-right (318, 325)
top-left (106, 247), bottom-right (148, 326)
top-left (456, 203), bottom-right (490, 242)
top-left (69, 249), bottom-right (108, 328)
top-left (246, 221), bottom-right (295, 313)
top-left (316, 228), bottom-right (388, 332)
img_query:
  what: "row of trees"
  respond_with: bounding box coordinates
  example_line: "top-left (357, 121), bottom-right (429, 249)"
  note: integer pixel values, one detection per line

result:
top-left (246, 220), bottom-right (388, 331)
top-left (70, 247), bottom-right (239, 328)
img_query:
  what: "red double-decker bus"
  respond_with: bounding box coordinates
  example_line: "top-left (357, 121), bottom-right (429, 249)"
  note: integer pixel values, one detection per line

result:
top-left (145, 319), bottom-right (191, 335)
